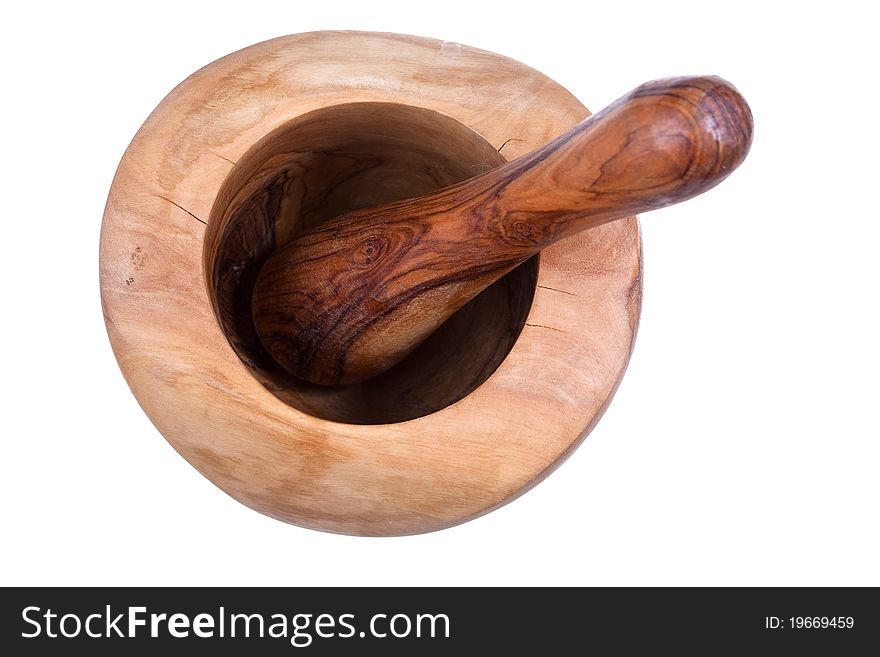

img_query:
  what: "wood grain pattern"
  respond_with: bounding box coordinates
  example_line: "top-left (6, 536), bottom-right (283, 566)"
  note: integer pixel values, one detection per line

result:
top-left (253, 76), bottom-right (752, 385)
top-left (99, 31), bottom-right (643, 535)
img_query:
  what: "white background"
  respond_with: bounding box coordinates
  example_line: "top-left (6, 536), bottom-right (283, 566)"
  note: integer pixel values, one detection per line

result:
top-left (2, 1), bottom-right (877, 586)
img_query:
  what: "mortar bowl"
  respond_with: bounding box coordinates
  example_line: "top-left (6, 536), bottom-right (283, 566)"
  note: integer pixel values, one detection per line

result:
top-left (100, 31), bottom-right (642, 535)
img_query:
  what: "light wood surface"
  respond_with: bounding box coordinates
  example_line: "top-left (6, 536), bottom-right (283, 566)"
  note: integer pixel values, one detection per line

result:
top-left (100, 31), bottom-right (642, 535)
top-left (253, 76), bottom-right (751, 385)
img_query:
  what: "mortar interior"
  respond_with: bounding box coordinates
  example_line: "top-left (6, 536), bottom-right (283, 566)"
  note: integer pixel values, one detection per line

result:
top-left (204, 102), bottom-right (538, 424)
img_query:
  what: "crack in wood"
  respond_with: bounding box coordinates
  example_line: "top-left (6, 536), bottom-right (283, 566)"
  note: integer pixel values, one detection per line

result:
top-left (537, 284), bottom-right (576, 296)
top-left (211, 151), bottom-right (237, 166)
top-left (525, 323), bottom-right (566, 333)
top-left (155, 194), bottom-right (207, 226)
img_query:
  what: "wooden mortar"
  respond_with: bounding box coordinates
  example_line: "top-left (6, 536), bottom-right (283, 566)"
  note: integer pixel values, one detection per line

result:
top-left (100, 31), bottom-right (642, 536)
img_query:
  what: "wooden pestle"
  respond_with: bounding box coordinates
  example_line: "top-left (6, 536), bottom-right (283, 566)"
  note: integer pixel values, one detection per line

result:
top-left (252, 76), bottom-right (753, 386)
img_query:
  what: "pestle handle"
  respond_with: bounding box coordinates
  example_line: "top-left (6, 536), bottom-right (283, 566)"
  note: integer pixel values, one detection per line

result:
top-left (452, 75), bottom-right (752, 247)
top-left (253, 76), bottom-right (753, 386)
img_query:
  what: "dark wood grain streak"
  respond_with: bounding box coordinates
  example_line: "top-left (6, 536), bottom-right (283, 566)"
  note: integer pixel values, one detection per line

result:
top-left (253, 76), bottom-right (753, 386)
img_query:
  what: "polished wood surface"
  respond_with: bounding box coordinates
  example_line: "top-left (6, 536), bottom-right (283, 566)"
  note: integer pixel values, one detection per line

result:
top-left (253, 76), bottom-right (752, 385)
